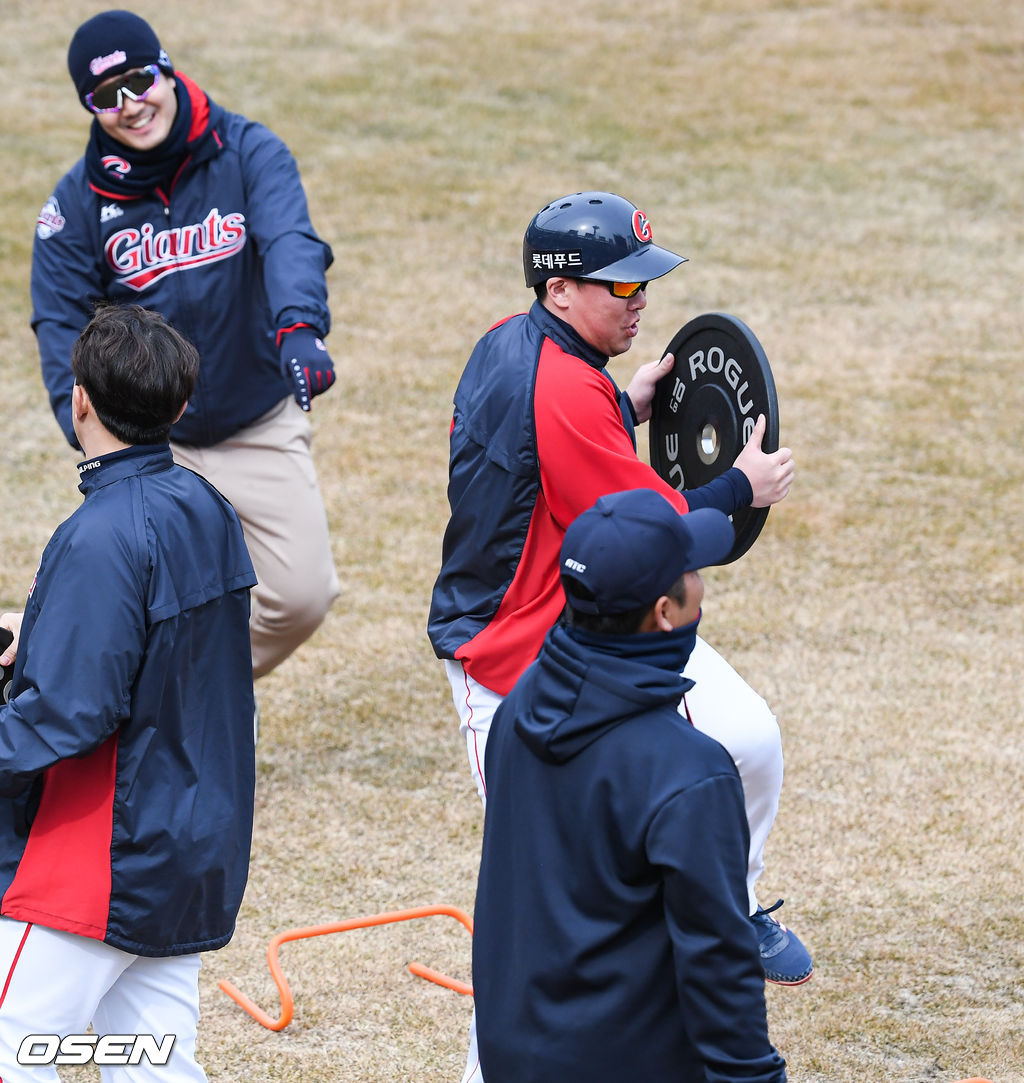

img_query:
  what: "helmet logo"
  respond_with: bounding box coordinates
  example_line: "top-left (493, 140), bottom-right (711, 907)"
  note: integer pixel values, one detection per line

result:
top-left (531, 251), bottom-right (584, 275)
top-left (632, 210), bottom-right (653, 244)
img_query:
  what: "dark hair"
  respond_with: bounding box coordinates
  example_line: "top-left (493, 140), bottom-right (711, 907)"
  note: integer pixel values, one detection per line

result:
top-left (71, 304), bottom-right (199, 445)
top-left (562, 573), bottom-right (688, 636)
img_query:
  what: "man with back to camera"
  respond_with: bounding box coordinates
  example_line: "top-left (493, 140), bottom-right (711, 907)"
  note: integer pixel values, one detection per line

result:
top-left (0, 304), bottom-right (256, 1082)
top-left (473, 488), bottom-right (788, 1082)
top-left (428, 190), bottom-right (810, 1081)
top-left (32, 10), bottom-right (339, 680)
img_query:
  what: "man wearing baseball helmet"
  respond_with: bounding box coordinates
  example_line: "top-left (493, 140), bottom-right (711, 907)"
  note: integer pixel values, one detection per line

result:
top-left (429, 191), bottom-right (807, 1083)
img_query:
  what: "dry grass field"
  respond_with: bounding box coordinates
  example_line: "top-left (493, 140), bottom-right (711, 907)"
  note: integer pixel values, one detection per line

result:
top-left (1, 0), bottom-right (1022, 1080)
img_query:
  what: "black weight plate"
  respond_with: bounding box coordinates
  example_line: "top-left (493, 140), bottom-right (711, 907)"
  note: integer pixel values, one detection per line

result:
top-left (649, 312), bottom-right (779, 564)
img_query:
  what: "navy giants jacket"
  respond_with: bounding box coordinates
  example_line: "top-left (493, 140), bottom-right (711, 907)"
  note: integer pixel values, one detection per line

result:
top-left (0, 446), bottom-right (257, 957)
top-left (31, 74), bottom-right (333, 449)
top-left (427, 301), bottom-right (752, 696)
top-left (473, 621), bottom-right (787, 1082)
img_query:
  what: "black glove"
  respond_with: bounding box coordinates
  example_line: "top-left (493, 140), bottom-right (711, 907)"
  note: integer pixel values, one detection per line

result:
top-left (278, 325), bottom-right (335, 411)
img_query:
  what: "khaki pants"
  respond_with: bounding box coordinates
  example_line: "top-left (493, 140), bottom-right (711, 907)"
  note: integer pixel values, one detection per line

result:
top-left (172, 398), bottom-right (339, 678)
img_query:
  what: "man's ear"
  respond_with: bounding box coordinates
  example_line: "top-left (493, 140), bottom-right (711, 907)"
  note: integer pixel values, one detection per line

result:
top-left (173, 401), bottom-right (188, 424)
top-left (72, 382), bottom-right (90, 421)
top-left (651, 595), bottom-right (676, 633)
top-left (637, 595), bottom-right (675, 634)
top-left (543, 277), bottom-right (572, 311)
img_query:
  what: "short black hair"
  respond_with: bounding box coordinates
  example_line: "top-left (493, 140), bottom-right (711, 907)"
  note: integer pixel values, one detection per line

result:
top-left (71, 304), bottom-right (199, 445)
top-left (562, 573), bottom-right (688, 636)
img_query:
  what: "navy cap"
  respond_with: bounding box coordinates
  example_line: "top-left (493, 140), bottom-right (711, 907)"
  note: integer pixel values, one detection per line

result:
top-left (68, 10), bottom-right (173, 110)
top-left (560, 489), bottom-right (734, 615)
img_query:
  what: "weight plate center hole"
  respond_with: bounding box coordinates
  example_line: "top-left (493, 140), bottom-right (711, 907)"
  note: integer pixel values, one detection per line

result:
top-left (698, 422), bottom-right (720, 466)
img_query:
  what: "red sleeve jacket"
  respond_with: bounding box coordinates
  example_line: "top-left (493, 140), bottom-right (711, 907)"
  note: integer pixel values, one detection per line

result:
top-left (0, 445), bottom-right (257, 957)
top-left (428, 302), bottom-right (701, 696)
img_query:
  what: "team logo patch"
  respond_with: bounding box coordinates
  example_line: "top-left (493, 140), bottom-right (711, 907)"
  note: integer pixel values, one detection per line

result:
top-left (632, 210), bottom-right (653, 244)
top-left (36, 197), bottom-right (66, 240)
top-left (105, 209), bottom-right (247, 292)
top-left (102, 155), bottom-right (131, 178)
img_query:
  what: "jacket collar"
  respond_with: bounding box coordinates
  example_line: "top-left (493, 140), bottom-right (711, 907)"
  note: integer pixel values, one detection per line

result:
top-left (178, 72), bottom-right (225, 165)
top-left (528, 300), bottom-right (609, 371)
top-left (513, 619), bottom-right (699, 764)
top-left (77, 443), bottom-right (175, 495)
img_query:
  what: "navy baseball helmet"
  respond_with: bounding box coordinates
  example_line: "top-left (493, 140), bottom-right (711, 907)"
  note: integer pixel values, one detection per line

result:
top-left (523, 191), bottom-right (687, 288)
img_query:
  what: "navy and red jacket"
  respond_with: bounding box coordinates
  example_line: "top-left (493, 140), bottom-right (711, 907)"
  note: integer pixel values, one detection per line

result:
top-left (427, 301), bottom-right (752, 696)
top-left (473, 618), bottom-right (786, 1082)
top-left (31, 74), bottom-right (333, 449)
top-left (0, 445), bottom-right (257, 957)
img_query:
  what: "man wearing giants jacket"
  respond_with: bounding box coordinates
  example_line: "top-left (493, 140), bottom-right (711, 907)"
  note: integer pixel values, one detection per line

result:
top-left (32, 11), bottom-right (339, 679)
top-left (429, 193), bottom-right (812, 1081)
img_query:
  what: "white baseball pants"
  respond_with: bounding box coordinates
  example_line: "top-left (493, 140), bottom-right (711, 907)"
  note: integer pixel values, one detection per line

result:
top-left (0, 919), bottom-right (206, 1082)
top-left (446, 635), bottom-right (783, 912)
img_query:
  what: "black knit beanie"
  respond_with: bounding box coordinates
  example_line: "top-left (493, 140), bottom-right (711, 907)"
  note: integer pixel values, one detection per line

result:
top-left (67, 10), bottom-right (174, 111)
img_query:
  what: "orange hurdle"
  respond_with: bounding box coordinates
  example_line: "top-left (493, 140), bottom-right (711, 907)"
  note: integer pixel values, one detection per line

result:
top-left (218, 903), bottom-right (474, 1031)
